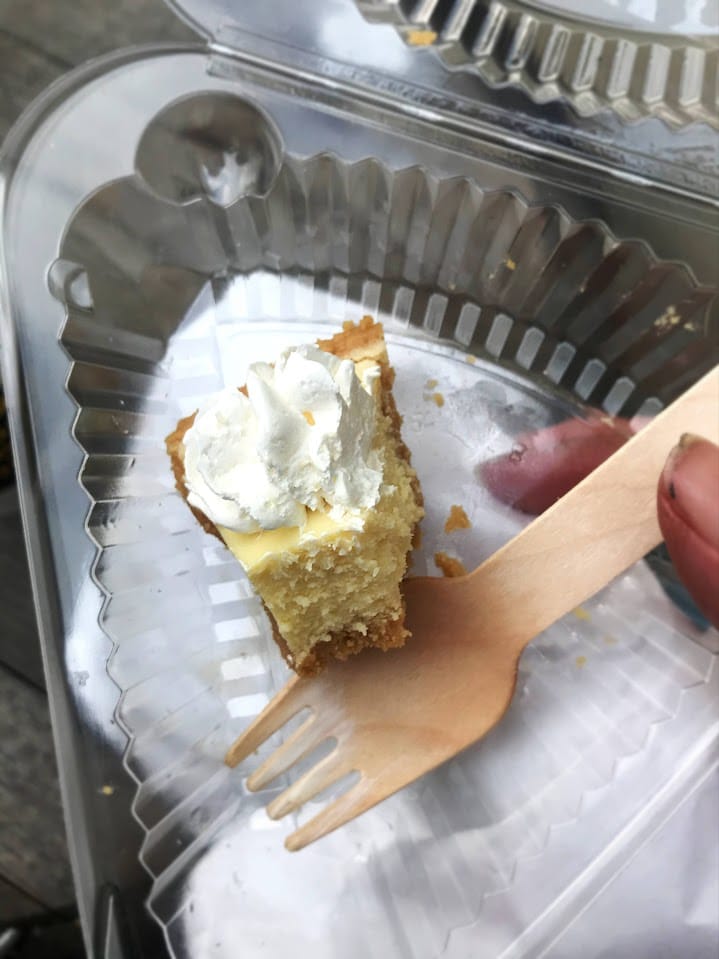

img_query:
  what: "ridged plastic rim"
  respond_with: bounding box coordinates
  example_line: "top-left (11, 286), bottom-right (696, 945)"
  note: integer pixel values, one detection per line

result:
top-left (49, 144), bottom-right (718, 954)
top-left (356, 0), bottom-right (719, 128)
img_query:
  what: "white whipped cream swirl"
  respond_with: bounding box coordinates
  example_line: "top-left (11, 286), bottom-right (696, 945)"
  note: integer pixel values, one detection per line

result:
top-left (183, 344), bottom-right (383, 533)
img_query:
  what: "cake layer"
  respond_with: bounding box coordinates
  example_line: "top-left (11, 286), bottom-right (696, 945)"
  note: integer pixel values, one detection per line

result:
top-left (232, 388), bottom-right (422, 670)
top-left (220, 510), bottom-right (348, 573)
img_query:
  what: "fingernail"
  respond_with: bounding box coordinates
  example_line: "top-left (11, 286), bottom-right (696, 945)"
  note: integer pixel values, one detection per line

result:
top-left (660, 436), bottom-right (719, 546)
top-left (661, 442), bottom-right (684, 501)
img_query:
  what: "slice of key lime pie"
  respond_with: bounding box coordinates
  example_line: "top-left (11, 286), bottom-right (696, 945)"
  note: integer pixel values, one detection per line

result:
top-left (166, 318), bottom-right (424, 675)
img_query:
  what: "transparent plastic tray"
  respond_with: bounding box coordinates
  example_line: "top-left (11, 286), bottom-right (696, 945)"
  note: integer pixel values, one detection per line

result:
top-left (0, 17), bottom-right (717, 959)
top-left (356, 0), bottom-right (719, 127)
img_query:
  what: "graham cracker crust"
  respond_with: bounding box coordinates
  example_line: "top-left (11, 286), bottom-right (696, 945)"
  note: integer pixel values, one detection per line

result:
top-left (266, 606), bottom-right (409, 677)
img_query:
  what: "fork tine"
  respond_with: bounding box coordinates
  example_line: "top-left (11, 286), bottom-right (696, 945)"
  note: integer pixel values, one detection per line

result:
top-left (266, 750), bottom-right (352, 821)
top-left (284, 780), bottom-right (372, 852)
top-left (246, 714), bottom-right (332, 791)
top-left (224, 677), bottom-right (308, 768)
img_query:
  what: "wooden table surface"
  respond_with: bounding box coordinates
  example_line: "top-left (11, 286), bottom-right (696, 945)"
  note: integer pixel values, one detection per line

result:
top-left (0, 0), bottom-right (195, 930)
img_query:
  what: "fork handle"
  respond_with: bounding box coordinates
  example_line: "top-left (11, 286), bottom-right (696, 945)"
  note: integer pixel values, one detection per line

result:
top-left (463, 367), bottom-right (719, 652)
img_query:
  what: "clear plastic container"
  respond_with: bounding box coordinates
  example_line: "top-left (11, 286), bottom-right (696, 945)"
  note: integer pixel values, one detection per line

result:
top-left (355, 0), bottom-right (719, 125)
top-left (0, 2), bottom-right (717, 957)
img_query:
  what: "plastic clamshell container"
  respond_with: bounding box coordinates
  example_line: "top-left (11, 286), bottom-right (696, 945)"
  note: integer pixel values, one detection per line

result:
top-left (355, 0), bottom-right (719, 126)
top-left (0, 2), bottom-right (717, 957)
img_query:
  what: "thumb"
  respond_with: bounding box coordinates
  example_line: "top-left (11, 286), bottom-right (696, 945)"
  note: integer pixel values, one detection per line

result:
top-left (657, 435), bottom-right (719, 629)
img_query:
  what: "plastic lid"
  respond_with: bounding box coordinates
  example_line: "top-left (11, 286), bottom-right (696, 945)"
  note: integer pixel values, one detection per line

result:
top-left (168, 0), bottom-right (718, 40)
top-left (164, 0), bottom-right (237, 41)
top-left (525, 0), bottom-right (718, 34)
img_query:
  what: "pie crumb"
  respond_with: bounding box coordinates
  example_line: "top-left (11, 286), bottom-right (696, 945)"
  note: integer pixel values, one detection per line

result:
top-left (432, 392), bottom-right (445, 408)
top-left (435, 551), bottom-right (467, 578)
top-left (444, 505), bottom-right (471, 533)
top-left (426, 378), bottom-right (438, 389)
top-left (407, 28), bottom-right (437, 45)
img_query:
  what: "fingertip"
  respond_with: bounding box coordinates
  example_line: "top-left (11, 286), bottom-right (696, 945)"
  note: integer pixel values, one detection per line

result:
top-left (480, 417), bottom-right (628, 515)
top-left (658, 436), bottom-right (719, 628)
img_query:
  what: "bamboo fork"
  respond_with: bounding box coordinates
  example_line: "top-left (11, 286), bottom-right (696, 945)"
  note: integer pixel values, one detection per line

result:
top-left (225, 368), bottom-right (718, 851)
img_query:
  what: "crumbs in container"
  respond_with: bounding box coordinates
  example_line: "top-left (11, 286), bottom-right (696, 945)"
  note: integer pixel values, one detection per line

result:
top-left (444, 505), bottom-right (471, 533)
top-left (406, 29), bottom-right (437, 45)
top-left (435, 552), bottom-right (467, 578)
top-left (422, 379), bottom-right (445, 407)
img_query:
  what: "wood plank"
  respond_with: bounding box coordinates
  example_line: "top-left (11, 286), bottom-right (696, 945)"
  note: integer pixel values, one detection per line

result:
top-left (0, 0), bottom-right (197, 69)
top-left (0, 666), bottom-right (74, 910)
top-left (0, 876), bottom-right (44, 923)
top-left (0, 493), bottom-right (45, 690)
top-left (0, 34), bottom-right (67, 143)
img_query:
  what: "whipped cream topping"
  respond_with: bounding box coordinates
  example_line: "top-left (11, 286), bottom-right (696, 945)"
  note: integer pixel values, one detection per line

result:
top-left (183, 344), bottom-right (383, 533)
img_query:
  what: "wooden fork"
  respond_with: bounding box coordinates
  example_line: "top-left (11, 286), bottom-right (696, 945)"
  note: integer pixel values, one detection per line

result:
top-left (225, 367), bottom-right (718, 851)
